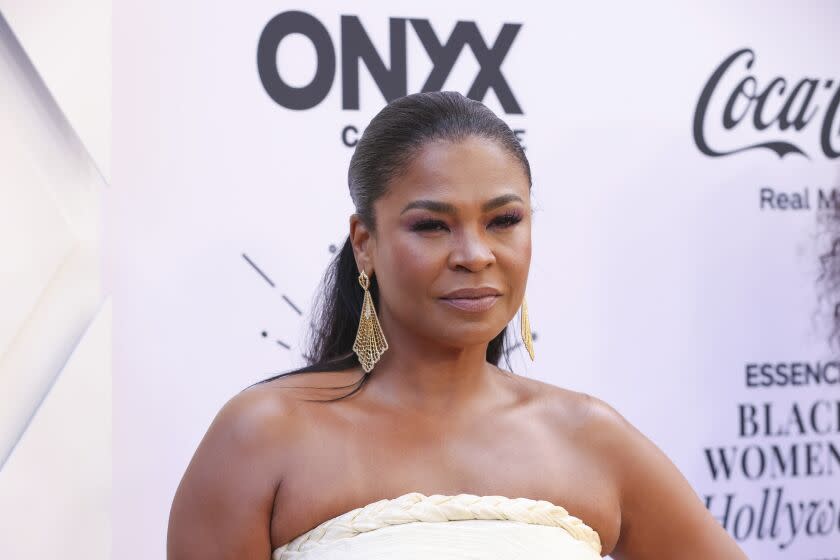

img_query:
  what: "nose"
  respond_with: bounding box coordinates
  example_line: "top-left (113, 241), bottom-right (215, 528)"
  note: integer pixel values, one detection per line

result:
top-left (448, 225), bottom-right (496, 272)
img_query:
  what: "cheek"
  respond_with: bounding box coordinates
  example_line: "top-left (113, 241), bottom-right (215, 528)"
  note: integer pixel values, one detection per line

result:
top-left (501, 227), bottom-right (531, 267)
top-left (497, 230), bottom-right (531, 298)
top-left (378, 234), bottom-right (443, 294)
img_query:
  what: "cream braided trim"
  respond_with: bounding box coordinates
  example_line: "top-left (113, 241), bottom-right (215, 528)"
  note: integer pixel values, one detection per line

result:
top-left (274, 492), bottom-right (602, 557)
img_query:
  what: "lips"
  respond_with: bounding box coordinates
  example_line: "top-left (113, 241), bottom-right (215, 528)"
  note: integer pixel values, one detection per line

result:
top-left (440, 287), bottom-right (502, 299)
top-left (439, 287), bottom-right (502, 312)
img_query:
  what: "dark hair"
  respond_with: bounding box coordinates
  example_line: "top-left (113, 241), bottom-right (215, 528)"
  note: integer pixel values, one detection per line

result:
top-left (253, 91), bottom-right (532, 400)
top-left (817, 188), bottom-right (840, 353)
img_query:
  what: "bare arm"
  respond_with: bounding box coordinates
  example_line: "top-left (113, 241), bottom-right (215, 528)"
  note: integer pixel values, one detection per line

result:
top-left (583, 394), bottom-right (749, 560)
top-left (167, 386), bottom-right (290, 560)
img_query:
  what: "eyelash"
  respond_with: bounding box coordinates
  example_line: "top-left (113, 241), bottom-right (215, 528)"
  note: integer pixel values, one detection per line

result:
top-left (410, 210), bottom-right (523, 232)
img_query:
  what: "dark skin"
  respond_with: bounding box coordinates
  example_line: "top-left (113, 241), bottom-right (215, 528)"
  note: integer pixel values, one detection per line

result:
top-left (167, 137), bottom-right (749, 559)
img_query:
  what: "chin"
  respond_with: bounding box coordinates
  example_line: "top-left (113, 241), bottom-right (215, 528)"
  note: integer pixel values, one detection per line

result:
top-left (431, 324), bottom-right (505, 348)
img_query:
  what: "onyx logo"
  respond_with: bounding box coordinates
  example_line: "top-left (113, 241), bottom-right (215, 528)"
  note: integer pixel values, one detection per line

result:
top-left (257, 10), bottom-right (522, 113)
top-left (693, 48), bottom-right (840, 160)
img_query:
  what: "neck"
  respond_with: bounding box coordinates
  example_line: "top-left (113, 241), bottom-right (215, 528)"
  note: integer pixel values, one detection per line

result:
top-left (362, 306), bottom-right (499, 416)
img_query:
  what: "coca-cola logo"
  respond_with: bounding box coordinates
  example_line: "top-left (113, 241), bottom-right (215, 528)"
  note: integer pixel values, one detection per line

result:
top-left (693, 48), bottom-right (840, 159)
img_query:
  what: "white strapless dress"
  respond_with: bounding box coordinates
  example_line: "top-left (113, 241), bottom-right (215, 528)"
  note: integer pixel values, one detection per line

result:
top-left (272, 492), bottom-right (603, 559)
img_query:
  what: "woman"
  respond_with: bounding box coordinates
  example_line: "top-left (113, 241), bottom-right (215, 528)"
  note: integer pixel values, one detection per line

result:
top-left (818, 179), bottom-right (840, 352)
top-left (167, 91), bottom-right (749, 559)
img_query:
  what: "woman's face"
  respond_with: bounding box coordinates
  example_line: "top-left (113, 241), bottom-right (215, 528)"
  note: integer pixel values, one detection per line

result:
top-left (352, 135), bottom-right (532, 349)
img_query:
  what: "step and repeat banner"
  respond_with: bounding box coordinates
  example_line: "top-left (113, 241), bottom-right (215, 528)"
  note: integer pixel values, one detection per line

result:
top-left (112, 2), bottom-right (839, 558)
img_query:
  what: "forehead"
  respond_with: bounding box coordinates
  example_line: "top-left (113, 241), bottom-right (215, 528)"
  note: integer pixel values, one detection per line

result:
top-left (382, 136), bottom-right (529, 206)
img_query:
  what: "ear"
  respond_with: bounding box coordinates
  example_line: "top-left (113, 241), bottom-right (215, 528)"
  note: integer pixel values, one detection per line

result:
top-left (349, 213), bottom-right (375, 274)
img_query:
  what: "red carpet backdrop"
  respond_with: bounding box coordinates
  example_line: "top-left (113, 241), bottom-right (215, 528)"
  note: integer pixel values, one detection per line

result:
top-left (112, 2), bottom-right (840, 558)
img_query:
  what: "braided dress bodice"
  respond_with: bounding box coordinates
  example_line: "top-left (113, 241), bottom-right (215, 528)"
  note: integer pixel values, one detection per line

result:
top-left (272, 492), bottom-right (603, 559)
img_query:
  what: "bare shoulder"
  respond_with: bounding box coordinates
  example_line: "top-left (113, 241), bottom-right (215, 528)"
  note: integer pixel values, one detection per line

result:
top-left (166, 381), bottom-right (312, 559)
top-left (258, 368), bottom-right (368, 397)
top-left (497, 370), bottom-right (594, 433)
top-left (567, 392), bottom-right (749, 560)
top-left (572, 392), bottom-right (635, 450)
top-left (499, 380), bottom-right (748, 558)
top-left (502, 374), bottom-right (644, 450)
top-left (212, 379), bottom-right (310, 443)
top-left (193, 369), bottom-right (367, 456)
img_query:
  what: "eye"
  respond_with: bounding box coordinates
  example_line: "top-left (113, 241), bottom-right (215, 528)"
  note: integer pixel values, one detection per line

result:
top-left (410, 218), bottom-right (449, 232)
top-left (490, 210), bottom-right (523, 228)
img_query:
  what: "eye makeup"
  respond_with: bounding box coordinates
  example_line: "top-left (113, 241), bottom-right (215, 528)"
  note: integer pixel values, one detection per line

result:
top-left (492, 209), bottom-right (524, 227)
top-left (409, 218), bottom-right (448, 232)
top-left (408, 209), bottom-right (524, 232)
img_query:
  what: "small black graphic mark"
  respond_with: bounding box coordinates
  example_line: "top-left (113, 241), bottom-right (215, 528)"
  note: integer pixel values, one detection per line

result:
top-left (282, 295), bottom-right (302, 316)
top-left (260, 330), bottom-right (290, 350)
top-left (508, 331), bottom-right (537, 354)
top-left (242, 253), bottom-right (275, 287)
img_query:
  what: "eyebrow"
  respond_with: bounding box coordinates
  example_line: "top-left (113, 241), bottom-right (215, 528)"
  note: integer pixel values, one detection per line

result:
top-left (400, 193), bottom-right (524, 216)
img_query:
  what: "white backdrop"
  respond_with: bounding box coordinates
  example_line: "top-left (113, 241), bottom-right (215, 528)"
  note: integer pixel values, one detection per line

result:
top-left (113, 2), bottom-right (840, 558)
top-left (0, 0), bottom-right (110, 557)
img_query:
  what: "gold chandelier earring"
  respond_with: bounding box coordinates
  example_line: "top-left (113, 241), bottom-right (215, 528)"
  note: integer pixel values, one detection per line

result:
top-left (520, 295), bottom-right (535, 361)
top-left (352, 270), bottom-right (389, 372)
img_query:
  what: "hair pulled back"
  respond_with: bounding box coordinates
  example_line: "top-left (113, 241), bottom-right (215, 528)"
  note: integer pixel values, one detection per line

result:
top-left (255, 91), bottom-right (531, 400)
